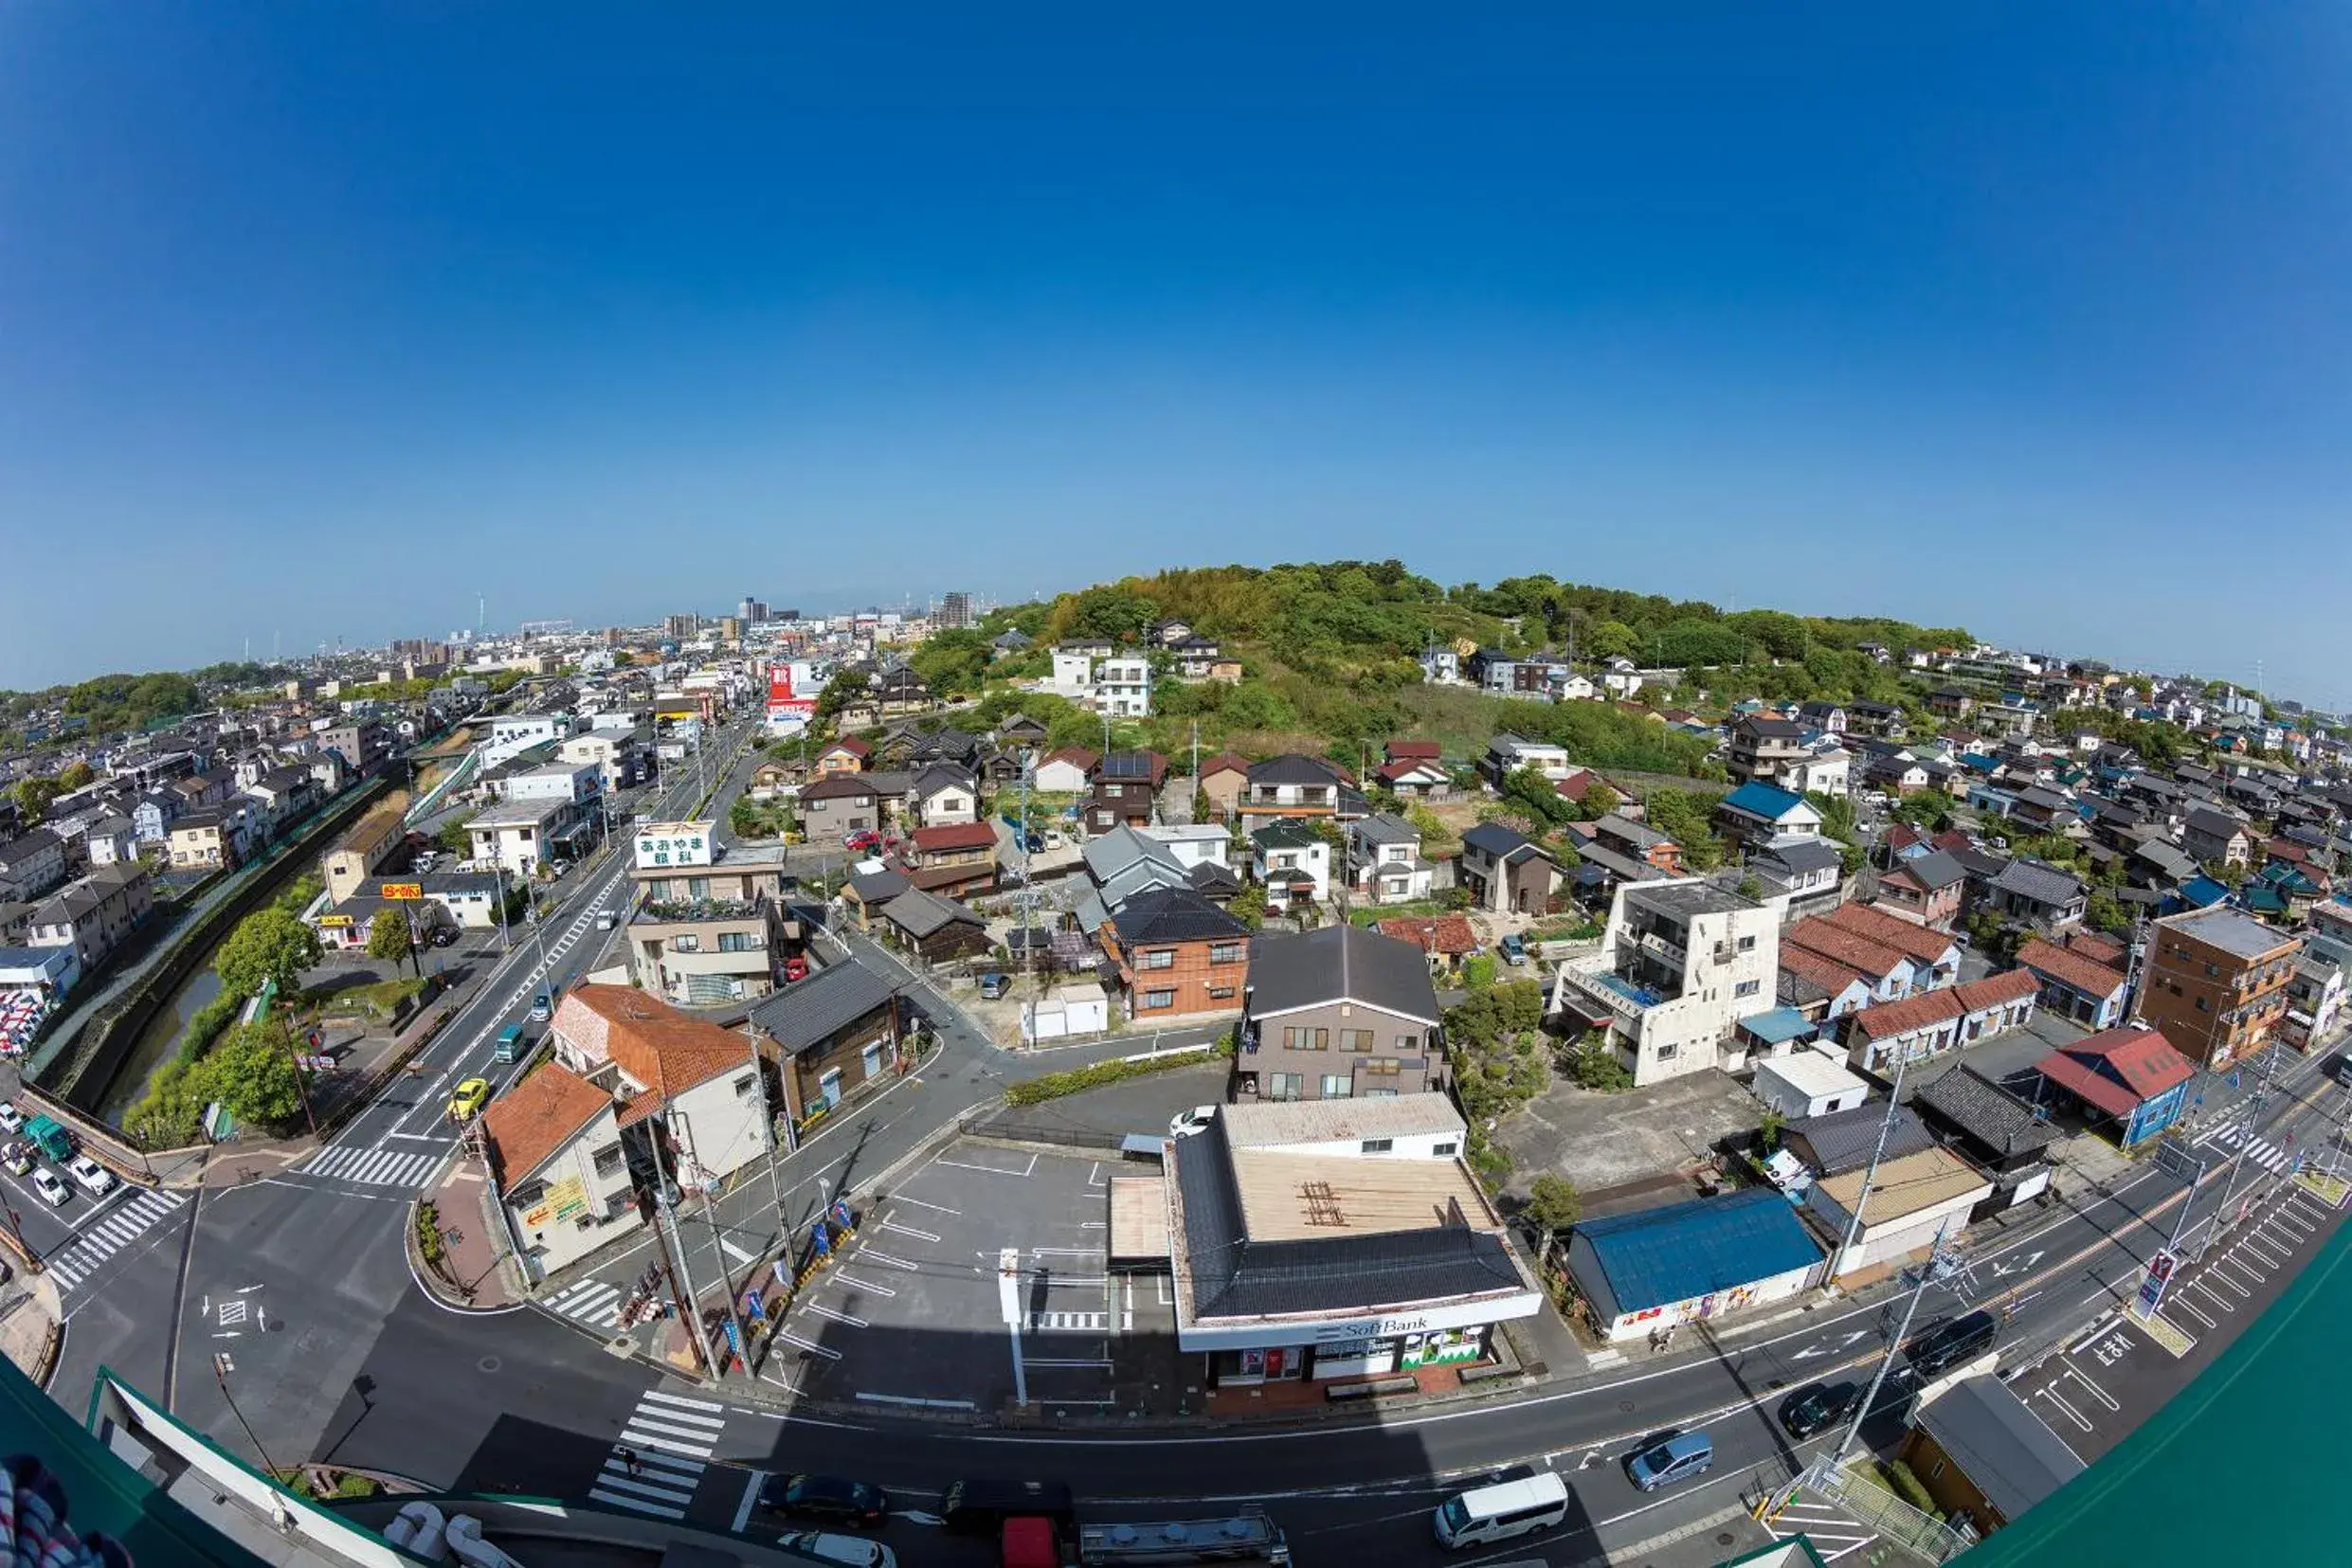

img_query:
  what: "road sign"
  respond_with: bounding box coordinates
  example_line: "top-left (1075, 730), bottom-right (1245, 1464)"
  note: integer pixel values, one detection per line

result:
top-left (2135, 1250), bottom-right (2176, 1318)
top-left (2156, 1140), bottom-right (2206, 1186)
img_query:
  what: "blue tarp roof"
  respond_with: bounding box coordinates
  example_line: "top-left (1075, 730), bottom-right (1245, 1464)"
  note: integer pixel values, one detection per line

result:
top-left (1739, 1007), bottom-right (1818, 1046)
top-left (2178, 874), bottom-right (2232, 910)
top-left (1721, 782), bottom-right (1806, 820)
top-left (1573, 1187), bottom-right (1824, 1316)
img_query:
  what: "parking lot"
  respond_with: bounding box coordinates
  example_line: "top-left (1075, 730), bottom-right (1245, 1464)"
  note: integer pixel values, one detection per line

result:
top-left (766, 1138), bottom-right (1190, 1419)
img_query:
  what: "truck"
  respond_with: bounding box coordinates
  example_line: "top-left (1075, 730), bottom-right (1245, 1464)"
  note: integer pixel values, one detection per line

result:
top-left (1071, 1511), bottom-right (1291, 1566)
top-left (24, 1116), bottom-right (73, 1163)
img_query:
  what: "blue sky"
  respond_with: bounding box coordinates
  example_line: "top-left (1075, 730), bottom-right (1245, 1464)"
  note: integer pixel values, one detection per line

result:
top-left (5, 7), bottom-right (2350, 704)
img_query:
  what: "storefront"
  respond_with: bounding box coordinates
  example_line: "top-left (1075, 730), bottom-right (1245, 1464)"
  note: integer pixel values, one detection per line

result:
top-left (1199, 1303), bottom-right (1521, 1387)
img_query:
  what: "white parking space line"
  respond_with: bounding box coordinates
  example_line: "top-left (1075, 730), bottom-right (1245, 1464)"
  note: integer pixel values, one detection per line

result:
top-left (832, 1272), bottom-right (898, 1296)
top-left (804, 1303), bottom-right (867, 1328)
top-left (2063, 1365), bottom-right (2118, 1412)
top-left (890, 1196), bottom-right (959, 1215)
top-left (720, 1237), bottom-right (755, 1264)
top-left (879, 1219), bottom-right (939, 1242)
top-left (2037, 1385), bottom-right (2092, 1433)
top-left (932, 1155), bottom-right (1039, 1178)
top-left (857, 1250), bottom-right (920, 1270)
top-left (777, 1329), bottom-right (841, 1361)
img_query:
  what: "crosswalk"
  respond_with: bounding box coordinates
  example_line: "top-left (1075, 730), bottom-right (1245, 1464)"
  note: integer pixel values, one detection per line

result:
top-left (2202, 1121), bottom-right (2295, 1175)
top-left (297, 1144), bottom-right (444, 1188)
top-left (543, 1277), bottom-right (625, 1330)
top-left (1033, 1308), bottom-right (1109, 1332)
top-left (591, 1389), bottom-right (723, 1519)
top-left (45, 1188), bottom-right (189, 1290)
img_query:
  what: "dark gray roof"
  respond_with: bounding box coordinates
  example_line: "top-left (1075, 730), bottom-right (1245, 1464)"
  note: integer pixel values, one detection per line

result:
top-left (1186, 861), bottom-right (1241, 898)
top-left (1891, 849), bottom-right (1968, 891)
top-left (1784, 1101), bottom-right (1932, 1176)
top-left (750, 957), bottom-right (896, 1055)
top-left (2184, 804), bottom-right (2248, 838)
top-left (1916, 1068), bottom-right (2057, 1161)
top-left (1461, 821), bottom-right (1535, 859)
top-left (878, 887), bottom-right (982, 938)
top-left (911, 763), bottom-right (977, 797)
top-left (1109, 886), bottom-right (1247, 946)
top-left (1752, 837), bottom-right (1845, 876)
top-left (1097, 749), bottom-right (1162, 783)
top-left (1950, 844), bottom-right (2011, 881)
top-left (1246, 752), bottom-right (1342, 786)
top-left (846, 867), bottom-right (912, 904)
top-left (1353, 811), bottom-right (1419, 845)
top-left (1913, 1375), bottom-right (2085, 1520)
top-left (1245, 925), bottom-right (1439, 1024)
top-left (1172, 1125), bottom-right (1524, 1320)
top-left (1990, 858), bottom-right (2085, 906)
top-left (1252, 820), bottom-right (1323, 850)
top-left (1738, 715), bottom-right (1805, 739)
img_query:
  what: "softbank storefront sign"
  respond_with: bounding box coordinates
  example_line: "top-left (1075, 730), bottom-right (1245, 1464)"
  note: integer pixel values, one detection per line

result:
top-left (1180, 1290), bottom-right (1543, 1382)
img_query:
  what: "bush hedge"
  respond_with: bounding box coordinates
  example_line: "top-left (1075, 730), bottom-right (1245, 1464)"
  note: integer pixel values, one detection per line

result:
top-left (1003, 1048), bottom-right (1216, 1108)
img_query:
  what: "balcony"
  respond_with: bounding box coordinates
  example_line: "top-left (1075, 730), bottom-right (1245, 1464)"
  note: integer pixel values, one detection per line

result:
top-left (638, 897), bottom-right (766, 924)
top-left (1560, 961), bottom-right (1664, 1022)
top-left (1637, 929), bottom-right (1689, 969)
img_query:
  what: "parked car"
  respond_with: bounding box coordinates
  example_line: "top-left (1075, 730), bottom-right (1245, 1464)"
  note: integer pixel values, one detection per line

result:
top-left (30, 1170), bottom-right (69, 1208)
top-left (1625, 1432), bottom-right (1713, 1491)
top-left (0, 1105), bottom-right (22, 1135)
top-left (446, 1078), bottom-right (492, 1121)
top-left (759, 1473), bottom-right (890, 1528)
top-left (782, 956), bottom-right (812, 983)
top-left (1498, 933), bottom-right (1529, 966)
top-left (1779, 1381), bottom-right (1863, 1440)
top-left (1022, 832), bottom-right (1045, 855)
top-left (1, 1144), bottom-right (29, 1177)
top-left (429, 926), bottom-right (458, 946)
top-left (1169, 1106), bottom-right (1220, 1139)
top-left (776, 1534), bottom-right (894, 1568)
top-left (844, 830), bottom-right (882, 853)
top-left (64, 1156), bottom-right (115, 1198)
top-left (978, 972), bottom-right (1012, 1000)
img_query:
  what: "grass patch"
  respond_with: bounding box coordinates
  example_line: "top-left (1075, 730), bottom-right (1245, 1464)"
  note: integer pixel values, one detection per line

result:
top-left (303, 976), bottom-right (427, 1021)
top-left (1004, 1042), bottom-right (1228, 1108)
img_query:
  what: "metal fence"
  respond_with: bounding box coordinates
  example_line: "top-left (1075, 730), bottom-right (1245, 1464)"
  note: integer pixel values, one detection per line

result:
top-left (954, 1112), bottom-right (1132, 1153)
top-left (1806, 1462), bottom-right (1972, 1563)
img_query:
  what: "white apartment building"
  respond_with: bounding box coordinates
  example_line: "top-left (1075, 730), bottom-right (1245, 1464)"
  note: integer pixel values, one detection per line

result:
top-left (1549, 876), bottom-right (1786, 1087)
top-left (501, 761), bottom-right (605, 807)
top-left (484, 712), bottom-right (580, 768)
top-left (1095, 657), bottom-right (1153, 718)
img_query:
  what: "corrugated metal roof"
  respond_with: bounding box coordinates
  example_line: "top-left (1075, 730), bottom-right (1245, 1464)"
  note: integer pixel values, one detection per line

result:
top-left (1571, 1189), bottom-right (1823, 1316)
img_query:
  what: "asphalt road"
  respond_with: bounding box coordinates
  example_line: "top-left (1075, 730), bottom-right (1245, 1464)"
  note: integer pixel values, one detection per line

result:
top-left (148, 715), bottom-right (765, 1464)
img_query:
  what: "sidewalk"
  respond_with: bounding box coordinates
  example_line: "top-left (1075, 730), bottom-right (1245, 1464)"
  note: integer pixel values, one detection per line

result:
top-left (0, 1262), bottom-right (63, 1390)
top-left (412, 1157), bottom-right (522, 1310)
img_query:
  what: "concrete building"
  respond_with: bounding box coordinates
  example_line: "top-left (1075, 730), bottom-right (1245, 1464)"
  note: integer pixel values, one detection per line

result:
top-left (625, 822), bottom-right (795, 1006)
top-left (1094, 656), bottom-right (1152, 718)
top-left (2132, 906), bottom-right (2303, 1069)
top-left (467, 797), bottom-right (590, 877)
top-left (1805, 1145), bottom-right (1993, 1278)
top-left (1550, 876), bottom-right (1784, 1086)
top-left (479, 1061), bottom-right (632, 1282)
top-left (1750, 1050), bottom-right (1870, 1119)
top-left (1238, 925), bottom-right (1444, 1103)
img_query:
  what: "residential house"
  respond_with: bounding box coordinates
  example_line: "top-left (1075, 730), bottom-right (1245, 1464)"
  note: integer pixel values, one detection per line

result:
top-left (466, 796), bottom-right (590, 877)
top-left (1457, 823), bottom-right (1560, 915)
top-left (1914, 1067), bottom-right (2059, 1218)
top-left (1549, 876), bottom-right (1782, 1084)
top-left (2034, 1023), bottom-right (2198, 1146)
top-left (1168, 635), bottom-right (1238, 683)
top-left (1479, 733), bottom-right (1572, 786)
top-left (2181, 805), bottom-right (2253, 869)
top-left (1591, 812), bottom-right (1682, 874)
top-left (25, 863), bottom-right (154, 972)
top-left (1238, 753), bottom-right (1348, 832)
top-left (1375, 911), bottom-right (1479, 969)
top-left (1095, 656), bottom-right (1152, 718)
top-left (1984, 859), bottom-right (2090, 928)
top-left (873, 888), bottom-right (993, 964)
top-left (749, 955), bottom-right (906, 1126)
top-left (748, 760), bottom-right (798, 800)
top-left (1795, 701), bottom-right (1849, 735)
top-left (1101, 886), bottom-right (1251, 1021)
top-left (2132, 906), bottom-right (2302, 1068)
top-left (1079, 825), bottom-right (1197, 915)
top-left (239, 766), bottom-right (318, 839)
top-left (908, 764), bottom-right (980, 828)
top-left (1373, 741), bottom-right (1453, 799)
top-left (1251, 820), bottom-right (1331, 910)
top-left (2015, 935), bottom-right (2132, 1030)
top-left (130, 793), bottom-right (178, 845)
top-left (1897, 1375), bottom-right (2085, 1536)
top-left (1838, 969), bottom-right (2039, 1075)
top-left (1787, 900), bottom-right (1963, 997)
top-left (1088, 750), bottom-right (1168, 835)
top-left (1785, 745), bottom-right (1853, 799)
top-left (1715, 783), bottom-right (1824, 847)
top-left (1726, 715), bottom-right (1808, 787)
top-left (0, 829), bottom-right (68, 901)
top-left (166, 809), bottom-right (246, 872)
top-left (1747, 836), bottom-right (1845, 923)
top-left (813, 737), bottom-right (872, 777)
top-left (548, 984), bottom-right (777, 1197)
top-left (1847, 700), bottom-right (1907, 738)
top-left (2284, 951), bottom-right (2346, 1052)
top-left (1782, 1101), bottom-right (1936, 1180)
top-left (81, 815), bottom-right (140, 868)
top-left (900, 821), bottom-right (1000, 898)
top-left (321, 810), bottom-right (405, 904)
top-left (1194, 751), bottom-right (1251, 820)
top-left (839, 867), bottom-right (911, 931)
top-left (1750, 1052), bottom-right (1871, 1119)
top-left (625, 831), bottom-right (795, 1007)
top-left (1034, 747), bottom-right (1099, 797)
top-left (478, 1061), bottom-right (632, 1282)
top-left (1872, 849), bottom-right (1968, 929)
top-left (1347, 813), bottom-right (1434, 905)
top-left (1565, 1189), bottom-right (1824, 1343)
top-left (1237, 925), bottom-right (1444, 1102)
top-left (1927, 687), bottom-right (1974, 720)
top-left (798, 773), bottom-right (884, 840)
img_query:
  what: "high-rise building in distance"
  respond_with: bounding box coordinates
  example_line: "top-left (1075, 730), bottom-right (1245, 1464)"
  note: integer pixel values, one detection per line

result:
top-left (740, 597), bottom-right (769, 623)
top-left (940, 591), bottom-right (974, 629)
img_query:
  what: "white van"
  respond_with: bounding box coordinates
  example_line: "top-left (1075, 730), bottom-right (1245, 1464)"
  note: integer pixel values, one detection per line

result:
top-left (1432, 1473), bottom-right (1570, 1550)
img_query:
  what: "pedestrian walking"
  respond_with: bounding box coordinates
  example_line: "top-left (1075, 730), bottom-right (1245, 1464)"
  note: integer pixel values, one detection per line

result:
top-left (617, 1446), bottom-right (642, 1479)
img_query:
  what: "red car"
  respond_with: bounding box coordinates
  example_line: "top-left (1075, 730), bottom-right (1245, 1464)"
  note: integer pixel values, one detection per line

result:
top-left (843, 830), bottom-right (881, 852)
top-left (782, 956), bottom-right (811, 983)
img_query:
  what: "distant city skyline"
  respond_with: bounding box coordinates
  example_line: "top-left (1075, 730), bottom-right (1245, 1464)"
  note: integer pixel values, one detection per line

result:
top-left (6, 9), bottom-right (2348, 704)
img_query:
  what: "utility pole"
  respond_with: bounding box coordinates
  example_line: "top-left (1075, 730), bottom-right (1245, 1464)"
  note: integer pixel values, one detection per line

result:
top-left (655, 1186), bottom-right (715, 1378)
top-left (1828, 1044), bottom-right (1916, 1289)
top-left (1829, 1218), bottom-right (1958, 1469)
top-left (745, 1019), bottom-right (787, 1227)
top-left (213, 1353), bottom-right (281, 1479)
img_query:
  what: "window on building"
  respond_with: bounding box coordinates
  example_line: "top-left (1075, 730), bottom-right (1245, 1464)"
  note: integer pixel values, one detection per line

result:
top-left (733, 1072), bottom-right (758, 1099)
top-left (673, 933), bottom-right (700, 952)
top-left (591, 1143), bottom-right (624, 1176)
top-left (510, 1180), bottom-right (549, 1208)
top-left (1265, 1072), bottom-right (1302, 1101)
top-left (1366, 1057), bottom-right (1402, 1076)
top-left (1141, 949), bottom-right (1175, 969)
top-left (1655, 1043), bottom-right (1678, 1061)
top-left (1341, 1029), bottom-right (1374, 1053)
top-left (1207, 985), bottom-right (1236, 1000)
top-left (1361, 1138), bottom-right (1393, 1154)
top-left (1738, 934), bottom-right (1757, 951)
top-left (1142, 989), bottom-right (1175, 1010)
top-left (1209, 943), bottom-right (1243, 964)
top-left (1735, 979), bottom-right (1761, 998)
top-left (1432, 1140), bottom-right (1460, 1157)
top-left (2196, 996), bottom-right (2209, 1012)
top-left (717, 931), bottom-right (759, 952)
top-left (1320, 1075), bottom-right (1353, 1098)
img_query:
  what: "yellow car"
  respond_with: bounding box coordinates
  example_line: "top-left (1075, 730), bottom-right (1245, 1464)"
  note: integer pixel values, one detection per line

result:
top-left (447, 1077), bottom-right (492, 1121)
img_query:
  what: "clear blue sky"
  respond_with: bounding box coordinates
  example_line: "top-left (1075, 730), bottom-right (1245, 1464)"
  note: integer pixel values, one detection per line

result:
top-left (5, 7), bottom-right (2349, 704)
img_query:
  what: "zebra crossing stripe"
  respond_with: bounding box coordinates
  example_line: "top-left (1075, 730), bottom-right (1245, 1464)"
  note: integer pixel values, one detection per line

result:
top-left (588, 1487), bottom-right (685, 1520)
top-left (617, 1428), bottom-right (711, 1461)
top-left (642, 1389), bottom-right (726, 1415)
top-left (624, 1413), bottom-right (719, 1444)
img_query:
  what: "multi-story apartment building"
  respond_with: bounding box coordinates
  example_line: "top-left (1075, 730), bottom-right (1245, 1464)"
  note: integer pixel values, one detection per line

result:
top-left (2132, 906), bottom-right (2304, 1069)
top-left (1094, 657), bottom-right (1152, 718)
top-left (1726, 714), bottom-right (1809, 786)
top-left (625, 820), bottom-right (796, 1007)
top-left (1550, 876), bottom-right (1784, 1086)
top-left (1100, 887), bottom-right (1250, 1022)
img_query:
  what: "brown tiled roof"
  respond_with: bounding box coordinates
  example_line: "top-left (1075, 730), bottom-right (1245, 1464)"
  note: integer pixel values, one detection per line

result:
top-left (479, 1062), bottom-right (612, 1187)
top-left (822, 737), bottom-right (871, 759)
top-left (1373, 912), bottom-right (1477, 956)
top-left (2064, 930), bottom-right (2127, 966)
top-left (1953, 967), bottom-right (2040, 1011)
top-left (1781, 946), bottom-right (1872, 1000)
top-left (1046, 746), bottom-right (1103, 772)
top-left (1784, 917), bottom-right (1914, 983)
top-left (1847, 988), bottom-right (1965, 1041)
top-left (2016, 937), bottom-right (2128, 1000)
top-left (1384, 740), bottom-right (1441, 762)
top-left (912, 822), bottom-right (998, 853)
top-left (558, 984), bottom-right (755, 1096)
top-left (1819, 902), bottom-right (1954, 966)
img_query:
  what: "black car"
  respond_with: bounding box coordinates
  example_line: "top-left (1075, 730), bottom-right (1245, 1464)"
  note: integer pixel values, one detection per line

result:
top-left (1904, 1309), bottom-right (1999, 1379)
top-left (758, 1473), bottom-right (889, 1528)
top-left (1779, 1380), bottom-right (1863, 1440)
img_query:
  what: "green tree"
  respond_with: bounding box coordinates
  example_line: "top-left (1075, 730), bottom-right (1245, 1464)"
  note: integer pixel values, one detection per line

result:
top-left (9, 776), bottom-right (60, 823)
top-left (2084, 890), bottom-right (2132, 936)
top-left (1560, 1031), bottom-right (1635, 1090)
top-left (434, 817), bottom-right (475, 856)
top-left (1227, 884), bottom-right (1269, 930)
top-left (56, 760), bottom-right (95, 790)
top-left (203, 1020), bottom-right (305, 1130)
top-left (1496, 978), bottom-right (1546, 1035)
top-left (1523, 1173), bottom-right (1583, 1235)
top-left (1577, 781), bottom-right (1621, 821)
top-left (1061, 586), bottom-right (1160, 643)
top-left (1644, 789), bottom-right (1727, 870)
top-left (1583, 621), bottom-right (1641, 663)
top-left (1501, 764), bottom-right (1574, 828)
top-left (368, 906), bottom-right (417, 975)
top-left (1759, 1107), bottom-right (1786, 1150)
top-left (214, 907), bottom-right (322, 1000)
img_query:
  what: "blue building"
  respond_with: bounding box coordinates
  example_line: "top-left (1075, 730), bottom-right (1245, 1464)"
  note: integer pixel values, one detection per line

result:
top-left (1565, 1188), bottom-right (1825, 1343)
